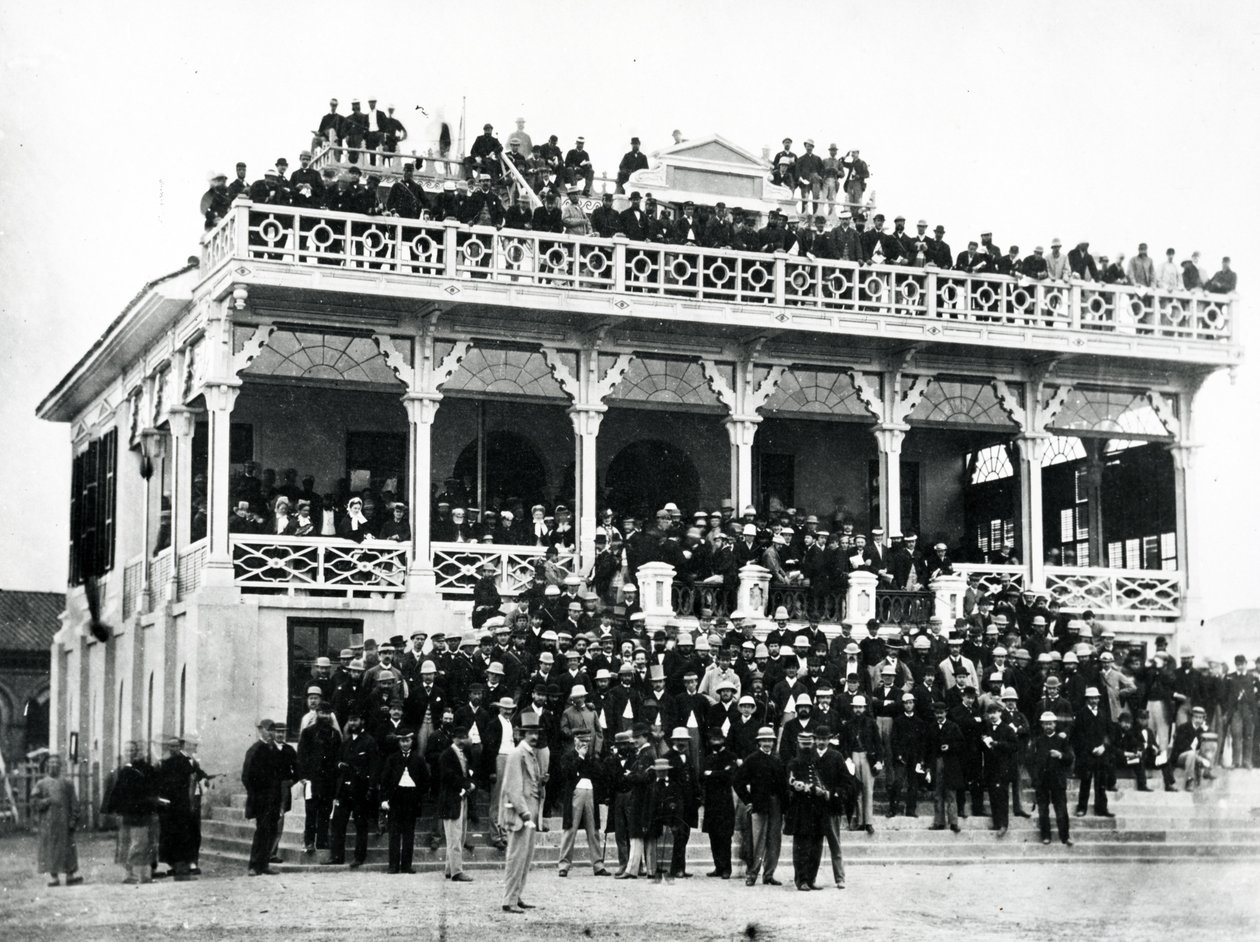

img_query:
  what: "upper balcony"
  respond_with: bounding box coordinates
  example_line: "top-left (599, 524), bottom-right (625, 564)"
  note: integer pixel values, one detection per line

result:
top-left (199, 201), bottom-right (1240, 371)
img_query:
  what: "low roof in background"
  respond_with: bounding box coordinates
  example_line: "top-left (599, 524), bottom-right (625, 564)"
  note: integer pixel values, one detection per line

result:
top-left (0, 590), bottom-right (66, 651)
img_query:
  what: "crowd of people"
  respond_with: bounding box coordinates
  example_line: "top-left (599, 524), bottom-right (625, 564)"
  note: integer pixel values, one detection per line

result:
top-left (219, 582), bottom-right (1256, 901)
top-left (38, 546), bottom-right (1259, 895)
top-left (198, 101), bottom-right (1238, 296)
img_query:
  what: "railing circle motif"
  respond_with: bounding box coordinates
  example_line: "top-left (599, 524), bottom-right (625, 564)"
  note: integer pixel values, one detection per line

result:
top-left (1201, 305), bottom-right (1224, 328)
top-left (708, 261), bottom-right (732, 286)
top-left (863, 274), bottom-right (885, 296)
top-left (670, 256), bottom-right (693, 280)
top-left (899, 279), bottom-right (922, 302)
top-left (258, 218), bottom-right (284, 245)
top-left (1011, 288), bottom-right (1032, 309)
top-left (361, 227), bottom-right (386, 252)
top-left (546, 246), bottom-right (570, 269)
top-left (631, 253), bottom-right (655, 278)
top-left (975, 285), bottom-right (996, 306)
top-left (826, 272), bottom-right (850, 295)
top-left (309, 223), bottom-right (335, 249)
top-left (938, 283), bottom-right (960, 305)
top-left (1086, 294), bottom-right (1110, 315)
top-left (746, 265), bottom-right (770, 288)
top-left (585, 249), bottom-right (608, 274)
top-left (411, 234), bottom-right (437, 259)
top-left (789, 269), bottom-right (813, 292)
top-left (504, 241), bottom-right (527, 265)
top-left (462, 239), bottom-right (486, 262)
top-left (1165, 302), bottom-right (1188, 325)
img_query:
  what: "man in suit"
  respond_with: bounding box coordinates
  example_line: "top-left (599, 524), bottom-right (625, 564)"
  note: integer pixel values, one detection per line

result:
top-left (828, 211), bottom-right (862, 263)
top-left (564, 137), bottom-right (594, 195)
top-left (314, 98), bottom-right (344, 158)
top-left (326, 717), bottom-right (379, 868)
top-left (939, 635), bottom-right (979, 692)
top-left (926, 701), bottom-right (964, 832)
top-left (297, 703), bottom-right (341, 854)
top-left (467, 123), bottom-right (503, 183)
top-left (1223, 655), bottom-right (1257, 768)
top-left (1029, 710), bottom-right (1075, 845)
top-left (1073, 687), bottom-right (1115, 817)
top-left (1165, 705), bottom-right (1214, 789)
top-left (241, 719), bottom-right (282, 876)
top-left (500, 712), bottom-right (544, 913)
top-left (734, 726), bottom-right (787, 886)
top-left (616, 137), bottom-right (649, 193)
top-left (980, 704), bottom-right (1018, 836)
top-left (888, 693), bottom-right (927, 818)
top-left (343, 99), bottom-right (368, 162)
top-left (385, 163), bottom-right (428, 219)
top-left (1069, 241), bottom-right (1099, 281)
top-left (437, 725), bottom-right (476, 881)
top-left (556, 730), bottom-right (610, 877)
top-left (380, 728), bottom-right (428, 874)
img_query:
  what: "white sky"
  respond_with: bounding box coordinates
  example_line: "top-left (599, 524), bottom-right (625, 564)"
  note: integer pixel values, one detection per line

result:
top-left (1, 1), bottom-right (1257, 619)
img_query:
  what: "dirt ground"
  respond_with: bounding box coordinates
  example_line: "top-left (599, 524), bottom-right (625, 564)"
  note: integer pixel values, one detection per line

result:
top-left (1, 832), bottom-right (1257, 942)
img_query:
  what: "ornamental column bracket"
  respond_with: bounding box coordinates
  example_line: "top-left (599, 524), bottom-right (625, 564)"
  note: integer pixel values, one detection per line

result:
top-left (229, 323), bottom-right (275, 378)
top-left (539, 344), bottom-right (633, 413)
top-left (372, 333), bottom-right (416, 388)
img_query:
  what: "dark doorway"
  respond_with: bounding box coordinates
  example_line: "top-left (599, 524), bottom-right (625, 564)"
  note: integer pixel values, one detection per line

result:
top-left (287, 618), bottom-right (363, 736)
top-left (605, 439), bottom-right (700, 519)
top-left (346, 432), bottom-right (407, 498)
top-left (758, 453), bottom-right (795, 513)
top-left (453, 430), bottom-right (550, 510)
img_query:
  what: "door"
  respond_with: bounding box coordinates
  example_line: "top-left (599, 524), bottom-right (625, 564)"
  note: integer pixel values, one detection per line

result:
top-left (287, 618), bottom-right (363, 736)
top-left (346, 432), bottom-right (407, 499)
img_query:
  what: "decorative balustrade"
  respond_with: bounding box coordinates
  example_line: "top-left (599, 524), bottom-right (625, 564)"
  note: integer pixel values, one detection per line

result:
top-left (201, 203), bottom-right (1235, 346)
top-left (122, 558), bottom-right (142, 620)
top-left (875, 589), bottom-right (937, 626)
top-left (1044, 565), bottom-right (1181, 618)
top-left (430, 541), bottom-right (574, 597)
top-left (310, 144), bottom-right (465, 180)
top-left (670, 581), bottom-right (733, 619)
top-left (151, 548), bottom-right (174, 601)
top-left (953, 563), bottom-right (1027, 600)
top-left (765, 584), bottom-right (847, 624)
top-left (177, 538), bottom-right (208, 600)
top-left (231, 535), bottom-right (409, 595)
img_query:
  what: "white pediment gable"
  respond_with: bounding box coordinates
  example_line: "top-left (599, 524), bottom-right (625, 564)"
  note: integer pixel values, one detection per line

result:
top-left (655, 135), bottom-right (769, 172)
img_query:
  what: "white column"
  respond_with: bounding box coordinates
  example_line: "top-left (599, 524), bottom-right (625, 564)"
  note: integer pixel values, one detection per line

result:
top-left (167, 405), bottom-right (198, 600)
top-left (1169, 443), bottom-right (1201, 636)
top-left (930, 572), bottom-right (966, 622)
top-left (202, 381), bottom-right (240, 586)
top-left (1015, 434), bottom-right (1047, 588)
top-left (404, 392), bottom-right (440, 591)
top-left (873, 423), bottom-right (907, 536)
top-left (570, 407), bottom-right (603, 573)
top-left (725, 417), bottom-right (758, 514)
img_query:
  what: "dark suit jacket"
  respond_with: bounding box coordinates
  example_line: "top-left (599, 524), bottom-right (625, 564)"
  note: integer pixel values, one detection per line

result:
top-left (733, 749), bottom-right (787, 813)
top-left (242, 740), bottom-right (282, 820)
top-left (380, 749), bottom-right (429, 804)
top-left (1028, 731), bottom-right (1074, 788)
top-left (437, 744), bottom-right (475, 819)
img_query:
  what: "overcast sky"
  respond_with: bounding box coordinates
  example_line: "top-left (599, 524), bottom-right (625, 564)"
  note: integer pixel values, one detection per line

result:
top-left (1, 1), bottom-right (1257, 620)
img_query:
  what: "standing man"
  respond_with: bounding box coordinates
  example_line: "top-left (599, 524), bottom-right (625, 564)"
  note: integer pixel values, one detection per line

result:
top-left (926, 701), bottom-right (964, 833)
top-left (556, 730), bottom-right (611, 877)
top-left (438, 724), bottom-right (476, 881)
top-left (616, 136), bottom-right (649, 194)
top-left (380, 728), bottom-right (428, 874)
top-left (786, 731), bottom-right (829, 891)
top-left (1029, 710), bottom-right (1074, 846)
top-left (812, 724), bottom-right (855, 889)
top-left (240, 721), bottom-right (282, 877)
top-left (326, 716), bottom-right (380, 868)
top-left (157, 736), bottom-right (208, 880)
top-left (500, 711), bottom-right (544, 914)
top-left (314, 98), bottom-right (344, 158)
top-left (734, 726), bottom-right (787, 887)
top-left (841, 149), bottom-right (869, 212)
top-left (979, 704), bottom-right (1017, 836)
top-left (1073, 687), bottom-right (1115, 818)
top-left (1223, 654), bottom-right (1257, 768)
top-left (297, 702), bottom-right (341, 855)
top-left (700, 729), bottom-right (739, 878)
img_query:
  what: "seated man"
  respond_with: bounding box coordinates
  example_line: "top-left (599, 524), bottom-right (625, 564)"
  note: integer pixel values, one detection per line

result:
top-left (563, 137), bottom-right (594, 196)
top-left (465, 123), bottom-right (503, 183)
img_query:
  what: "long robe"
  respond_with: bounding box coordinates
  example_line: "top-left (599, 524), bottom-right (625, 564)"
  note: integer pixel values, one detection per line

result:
top-left (34, 775), bottom-right (79, 874)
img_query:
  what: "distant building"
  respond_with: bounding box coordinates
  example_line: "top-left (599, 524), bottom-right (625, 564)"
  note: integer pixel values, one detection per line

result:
top-left (0, 590), bottom-right (63, 763)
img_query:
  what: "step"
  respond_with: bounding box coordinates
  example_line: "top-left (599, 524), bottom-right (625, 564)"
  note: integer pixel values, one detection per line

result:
top-left (197, 834), bottom-right (1260, 873)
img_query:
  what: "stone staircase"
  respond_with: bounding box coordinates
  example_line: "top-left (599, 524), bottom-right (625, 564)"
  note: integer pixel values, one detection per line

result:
top-left (199, 770), bottom-right (1260, 872)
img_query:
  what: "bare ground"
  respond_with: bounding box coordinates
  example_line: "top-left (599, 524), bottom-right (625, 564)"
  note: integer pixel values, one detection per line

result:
top-left (1, 833), bottom-right (1257, 942)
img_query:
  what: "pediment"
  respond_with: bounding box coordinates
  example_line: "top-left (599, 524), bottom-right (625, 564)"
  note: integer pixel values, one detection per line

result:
top-left (657, 135), bottom-right (768, 170)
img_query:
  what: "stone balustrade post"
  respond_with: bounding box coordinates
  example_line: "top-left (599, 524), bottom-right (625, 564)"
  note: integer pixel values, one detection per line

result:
top-left (737, 564), bottom-right (772, 621)
top-left (636, 562), bottom-right (677, 632)
top-left (931, 572), bottom-right (966, 623)
top-left (846, 570), bottom-right (878, 625)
